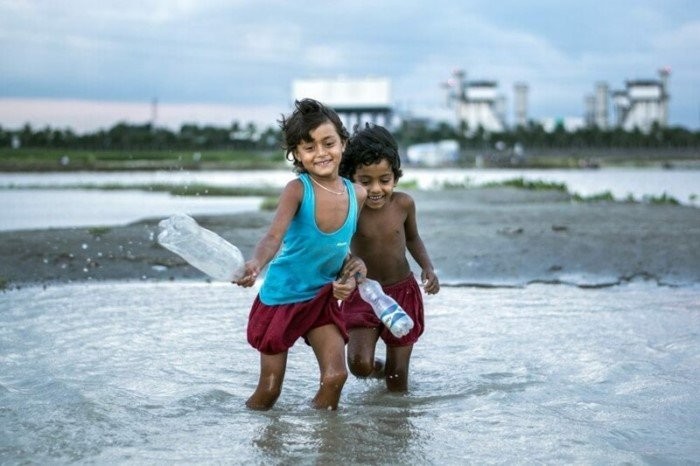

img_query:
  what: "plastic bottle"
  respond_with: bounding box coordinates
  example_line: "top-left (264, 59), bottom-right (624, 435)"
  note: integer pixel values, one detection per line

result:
top-left (357, 278), bottom-right (414, 338)
top-left (157, 213), bottom-right (245, 282)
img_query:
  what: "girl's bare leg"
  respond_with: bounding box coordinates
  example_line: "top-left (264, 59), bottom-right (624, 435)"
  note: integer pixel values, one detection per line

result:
top-left (385, 345), bottom-right (413, 392)
top-left (246, 352), bottom-right (288, 410)
top-left (347, 327), bottom-right (383, 378)
top-left (306, 324), bottom-right (348, 410)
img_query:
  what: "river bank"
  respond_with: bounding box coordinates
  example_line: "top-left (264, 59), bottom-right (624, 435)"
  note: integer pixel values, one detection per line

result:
top-left (2, 187), bottom-right (699, 290)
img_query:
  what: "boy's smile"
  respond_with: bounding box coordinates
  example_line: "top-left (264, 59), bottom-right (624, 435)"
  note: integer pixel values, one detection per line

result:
top-left (354, 159), bottom-right (396, 209)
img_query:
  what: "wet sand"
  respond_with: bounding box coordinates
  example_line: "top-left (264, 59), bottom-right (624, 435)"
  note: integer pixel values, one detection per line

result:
top-left (1, 187), bottom-right (699, 289)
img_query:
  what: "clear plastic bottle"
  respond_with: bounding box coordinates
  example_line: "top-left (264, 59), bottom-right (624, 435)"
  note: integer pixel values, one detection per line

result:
top-left (157, 213), bottom-right (245, 282)
top-left (357, 278), bottom-right (414, 338)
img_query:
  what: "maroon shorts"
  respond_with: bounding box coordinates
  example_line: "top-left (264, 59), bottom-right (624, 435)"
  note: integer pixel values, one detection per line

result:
top-left (247, 283), bottom-right (348, 355)
top-left (340, 274), bottom-right (424, 347)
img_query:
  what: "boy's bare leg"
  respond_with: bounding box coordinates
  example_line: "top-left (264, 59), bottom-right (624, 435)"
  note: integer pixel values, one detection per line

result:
top-left (385, 345), bottom-right (413, 392)
top-left (307, 324), bottom-right (348, 410)
top-left (347, 327), bottom-right (383, 378)
top-left (246, 352), bottom-right (288, 410)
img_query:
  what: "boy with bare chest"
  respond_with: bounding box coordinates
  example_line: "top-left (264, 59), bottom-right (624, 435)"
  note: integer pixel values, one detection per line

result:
top-left (339, 124), bottom-right (439, 391)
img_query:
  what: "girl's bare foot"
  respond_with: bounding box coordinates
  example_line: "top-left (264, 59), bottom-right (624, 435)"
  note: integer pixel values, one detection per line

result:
top-left (245, 388), bottom-right (280, 411)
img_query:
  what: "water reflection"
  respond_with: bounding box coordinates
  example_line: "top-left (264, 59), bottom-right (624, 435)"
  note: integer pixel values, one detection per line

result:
top-left (252, 406), bottom-right (424, 465)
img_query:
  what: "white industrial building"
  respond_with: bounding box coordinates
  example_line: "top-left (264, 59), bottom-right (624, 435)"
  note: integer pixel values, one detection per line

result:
top-left (291, 68), bottom-right (672, 143)
top-left (291, 77), bottom-right (392, 130)
top-left (611, 68), bottom-right (670, 133)
top-left (442, 70), bottom-right (507, 134)
top-left (406, 140), bottom-right (459, 166)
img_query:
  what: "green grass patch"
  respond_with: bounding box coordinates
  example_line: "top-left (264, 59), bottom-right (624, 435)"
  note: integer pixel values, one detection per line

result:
top-left (260, 196), bottom-right (280, 211)
top-left (0, 148), bottom-right (286, 171)
top-left (483, 177), bottom-right (568, 192)
top-left (569, 191), bottom-right (681, 205)
top-left (87, 227), bottom-right (111, 237)
top-left (158, 184), bottom-right (281, 197)
top-left (572, 191), bottom-right (616, 202)
top-left (6, 182), bottom-right (282, 197)
top-left (441, 178), bottom-right (474, 190)
top-left (397, 179), bottom-right (419, 189)
top-left (523, 156), bottom-right (587, 169)
top-left (643, 192), bottom-right (680, 205)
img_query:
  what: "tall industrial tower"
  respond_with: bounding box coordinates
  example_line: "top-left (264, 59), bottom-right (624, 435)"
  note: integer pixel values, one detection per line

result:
top-left (514, 82), bottom-right (529, 128)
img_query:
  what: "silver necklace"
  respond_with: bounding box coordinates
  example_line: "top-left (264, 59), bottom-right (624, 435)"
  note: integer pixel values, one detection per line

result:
top-left (310, 176), bottom-right (345, 196)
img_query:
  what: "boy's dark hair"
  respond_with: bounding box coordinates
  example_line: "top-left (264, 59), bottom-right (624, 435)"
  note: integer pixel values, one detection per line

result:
top-left (279, 98), bottom-right (349, 173)
top-left (339, 123), bottom-right (403, 181)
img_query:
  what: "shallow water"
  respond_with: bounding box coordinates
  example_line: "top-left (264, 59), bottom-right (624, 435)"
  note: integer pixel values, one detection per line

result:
top-left (2, 167), bottom-right (699, 204)
top-left (0, 189), bottom-right (263, 231)
top-left (2, 167), bottom-right (698, 232)
top-left (1, 281), bottom-right (698, 464)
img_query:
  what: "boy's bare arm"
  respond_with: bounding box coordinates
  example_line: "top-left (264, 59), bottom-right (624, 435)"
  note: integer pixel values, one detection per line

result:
top-left (403, 195), bottom-right (440, 294)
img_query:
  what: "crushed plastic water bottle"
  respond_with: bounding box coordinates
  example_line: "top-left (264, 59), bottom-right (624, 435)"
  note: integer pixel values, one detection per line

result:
top-left (157, 213), bottom-right (245, 282)
top-left (357, 278), bottom-right (414, 338)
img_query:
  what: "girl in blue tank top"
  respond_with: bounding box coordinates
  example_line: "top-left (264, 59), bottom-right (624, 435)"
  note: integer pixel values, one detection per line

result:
top-left (235, 98), bottom-right (367, 411)
top-left (259, 173), bottom-right (358, 304)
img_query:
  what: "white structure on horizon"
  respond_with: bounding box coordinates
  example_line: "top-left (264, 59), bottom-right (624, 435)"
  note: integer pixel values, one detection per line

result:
top-left (514, 82), bottom-right (529, 128)
top-left (292, 77), bottom-right (392, 129)
top-left (442, 70), bottom-right (507, 134)
top-left (585, 82), bottom-right (610, 129)
top-left (612, 68), bottom-right (670, 133)
top-left (406, 140), bottom-right (459, 167)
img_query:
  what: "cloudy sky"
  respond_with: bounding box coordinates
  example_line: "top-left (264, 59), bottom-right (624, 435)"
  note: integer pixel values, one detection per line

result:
top-left (1, 0), bottom-right (699, 132)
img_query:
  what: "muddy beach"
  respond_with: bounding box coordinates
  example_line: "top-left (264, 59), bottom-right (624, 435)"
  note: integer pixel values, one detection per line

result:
top-left (1, 187), bottom-right (699, 290)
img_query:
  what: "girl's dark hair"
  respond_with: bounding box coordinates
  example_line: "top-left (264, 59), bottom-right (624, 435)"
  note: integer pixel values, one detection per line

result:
top-left (279, 98), bottom-right (349, 172)
top-left (339, 123), bottom-right (403, 181)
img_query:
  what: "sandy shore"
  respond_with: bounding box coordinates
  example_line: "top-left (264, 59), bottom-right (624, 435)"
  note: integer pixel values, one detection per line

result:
top-left (1, 187), bottom-right (699, 289)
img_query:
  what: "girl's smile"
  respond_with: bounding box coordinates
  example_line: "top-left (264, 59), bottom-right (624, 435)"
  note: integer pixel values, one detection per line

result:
top-left (294, 122), bottom-right (346, 179)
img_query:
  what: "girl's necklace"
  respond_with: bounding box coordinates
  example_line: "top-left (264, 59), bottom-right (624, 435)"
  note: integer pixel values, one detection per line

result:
top-left (310, 176), bottom-right (345, 196)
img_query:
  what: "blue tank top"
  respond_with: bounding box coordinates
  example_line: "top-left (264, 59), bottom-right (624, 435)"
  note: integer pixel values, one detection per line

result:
top-left (259, 173), bottom-right (358, 305)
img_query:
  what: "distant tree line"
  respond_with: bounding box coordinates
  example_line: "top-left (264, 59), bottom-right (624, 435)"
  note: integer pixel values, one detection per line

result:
top-left (394, 120), bottom-right (700, 149)
top-left (1, 119), bottom-right (699, 151)
top-left (0, 121), bottom-right (281, 151)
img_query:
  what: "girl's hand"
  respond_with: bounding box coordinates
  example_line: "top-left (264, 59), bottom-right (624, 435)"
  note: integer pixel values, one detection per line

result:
top-left (333, 275), bottom-right (357, 301)
top-left (338, 254), bottom-right (367, 284)
top-left (235, 260), bottom-right (260, 287)
top-left (421, 269), bottom-right (440, 295)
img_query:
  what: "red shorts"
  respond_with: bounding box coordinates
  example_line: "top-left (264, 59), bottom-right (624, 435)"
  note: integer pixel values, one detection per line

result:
top-left (340, 274), bottom-right (424, 347)
top-left (247, 283), bottom-right (348, 355)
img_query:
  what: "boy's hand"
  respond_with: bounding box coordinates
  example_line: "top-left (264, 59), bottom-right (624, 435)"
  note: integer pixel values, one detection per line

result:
top-left (333, 275), bottom-right (357, 301)
top-left (422, 269), bottom-right (440, 294)
top-left (337, 254), bottom-right (367, 284)
top-left (235, 260), bottom-right (260, 287)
